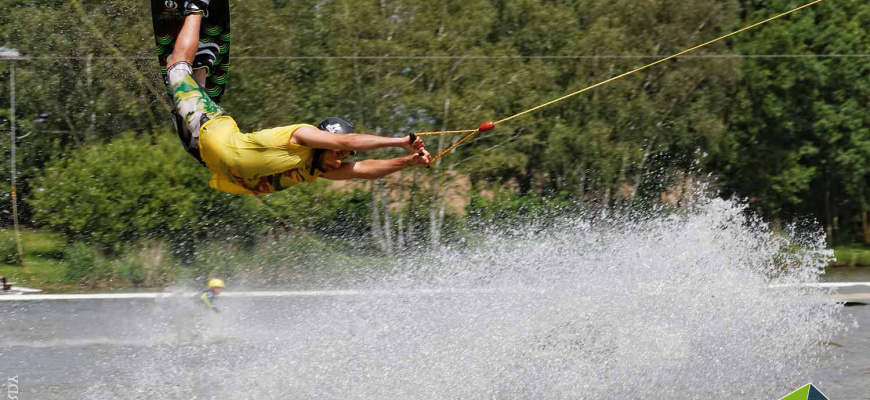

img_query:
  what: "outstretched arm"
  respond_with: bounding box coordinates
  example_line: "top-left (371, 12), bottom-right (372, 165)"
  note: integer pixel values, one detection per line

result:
top-left (320, 154), bottom-right (430, 180)
top-left (293, 126), bottom-right (426, 154)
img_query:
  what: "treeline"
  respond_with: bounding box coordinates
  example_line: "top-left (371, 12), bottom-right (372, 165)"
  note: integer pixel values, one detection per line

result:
top-left (1, 0), bottom-right (868, 254)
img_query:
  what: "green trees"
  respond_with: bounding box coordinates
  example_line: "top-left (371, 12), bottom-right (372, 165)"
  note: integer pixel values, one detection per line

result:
top-left (0, 0), bottom-right (868, 253)
top-left (27, 132), bottom-right (258, 250)
top-left (472, 0), bottom-right (739, 204)
top-left (722, 0), bottom-right (870, 244)
top-left (26, 130), bottom-right (374, 252)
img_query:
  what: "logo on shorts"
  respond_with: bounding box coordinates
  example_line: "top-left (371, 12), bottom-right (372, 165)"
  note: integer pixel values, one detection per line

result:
top-left (165, 1), bottom-right (178, 10)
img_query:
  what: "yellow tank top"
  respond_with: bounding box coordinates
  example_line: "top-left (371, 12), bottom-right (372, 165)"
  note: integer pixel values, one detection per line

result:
top-left (198, 116), bottom-right (321, 195)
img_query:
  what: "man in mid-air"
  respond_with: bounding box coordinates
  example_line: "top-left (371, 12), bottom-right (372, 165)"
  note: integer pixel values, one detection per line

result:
top-left (164, 0), bottom-right (432, 195)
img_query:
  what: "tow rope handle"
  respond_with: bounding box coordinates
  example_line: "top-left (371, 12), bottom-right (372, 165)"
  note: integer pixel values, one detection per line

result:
top-left (409, 133), bottom-right (431, 169)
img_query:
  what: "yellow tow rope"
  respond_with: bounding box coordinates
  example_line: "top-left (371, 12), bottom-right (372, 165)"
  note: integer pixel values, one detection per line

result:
top-left (417, 0), bottom-right (830, 163)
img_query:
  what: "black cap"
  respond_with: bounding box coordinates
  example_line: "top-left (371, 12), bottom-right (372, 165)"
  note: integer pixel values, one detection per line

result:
top-left (316, 117), bottom-right (356, 157)
top-left (317, 117), bottom-right (356, 135)
top-left (311, 117), bottom-right (357, 175)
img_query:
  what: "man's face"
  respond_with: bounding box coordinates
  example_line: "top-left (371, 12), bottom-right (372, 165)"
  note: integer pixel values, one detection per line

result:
top-left (320, 149), bottom-right (351, 172)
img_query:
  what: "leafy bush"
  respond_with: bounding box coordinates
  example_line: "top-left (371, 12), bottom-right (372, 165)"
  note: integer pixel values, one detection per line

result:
top-left (63, 242), bottom-right (112, 285)
top-left (114, 258), bottom-right (146, 287)
top-left (64, 241), bottom-right (179, 287)
top-left (113, 241), bottom-right (178, 287)
top-left (28, 131), bottom-right (262, 254)
top-left (1, 237), bottom-right (21, 265)
top-left (187, 233), bottom-right (392, 288)
top-left (186, 241), bottom-right (242, 283)
top-left (28, 131), bottom-right (377, 258)
top-left (467, 187), bottom-right (575, 232)
top-left (252, 184), bottom-right (373, 240)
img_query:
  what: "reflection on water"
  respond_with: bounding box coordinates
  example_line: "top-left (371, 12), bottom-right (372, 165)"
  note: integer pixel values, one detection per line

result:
top-left (823, 266), bottom-right (870, 283)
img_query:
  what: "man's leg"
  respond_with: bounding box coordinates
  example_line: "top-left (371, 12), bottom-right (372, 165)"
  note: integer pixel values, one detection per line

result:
top-left (168, 1), bottom-right (214, 87)
top-left (194, 67), bottom-right (208, 85)
top-left (167, 14), bottom-right (204, 84)
top-left (166, 12), bottom-right (224, 162)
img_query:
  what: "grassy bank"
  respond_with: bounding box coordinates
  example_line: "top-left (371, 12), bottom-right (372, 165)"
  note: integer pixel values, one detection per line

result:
top-left (2, 228), bottom-right (393, 293)
top-left (0, 229), bottom-right (76, 291)
top-left (832, 245), bottom-right (870, 267)
top-left (2, 229), bottom-right (176, 292)
top-left (5, 228), bottom-right (869, 293)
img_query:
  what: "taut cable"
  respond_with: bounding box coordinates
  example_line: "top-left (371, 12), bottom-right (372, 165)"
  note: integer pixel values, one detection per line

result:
top-left (422, 0), bottom-right (829, 163)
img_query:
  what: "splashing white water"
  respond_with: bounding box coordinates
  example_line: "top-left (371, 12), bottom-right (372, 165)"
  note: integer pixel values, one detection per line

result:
top-left (77, 198), bottom-right (843, 399)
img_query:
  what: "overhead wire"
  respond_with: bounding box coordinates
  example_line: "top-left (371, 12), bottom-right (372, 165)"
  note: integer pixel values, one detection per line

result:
top-left (0, 0), bottom-right (844, 164)
top-left (2, 54), bottom-right (870, 61)
top-left (416, 0), bottom-right (833, 163)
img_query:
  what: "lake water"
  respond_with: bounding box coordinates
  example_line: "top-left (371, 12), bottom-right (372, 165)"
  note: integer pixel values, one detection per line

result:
top-left (1, 200), bottom-right (865, 399)
top-left (0, 283), bottom-right (866, 399)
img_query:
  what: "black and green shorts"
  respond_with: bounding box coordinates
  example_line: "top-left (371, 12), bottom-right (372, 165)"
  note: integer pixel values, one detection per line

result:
top-left (167, 61), bottom-right (226, 165)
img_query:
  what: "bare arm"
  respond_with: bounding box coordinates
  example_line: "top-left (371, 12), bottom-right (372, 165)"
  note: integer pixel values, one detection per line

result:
top-left (320, 155), bottom-right (428, 180)
top-left (292, 126), bottom-right (425, 153)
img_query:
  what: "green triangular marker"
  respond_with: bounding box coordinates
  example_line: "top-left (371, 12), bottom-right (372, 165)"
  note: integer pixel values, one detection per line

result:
top-left (780, 384), bottom-right (811, 400)
top-left (807, 384), bottom-right (829, 400)
top-left (780, 384), bottom-right (830, 400)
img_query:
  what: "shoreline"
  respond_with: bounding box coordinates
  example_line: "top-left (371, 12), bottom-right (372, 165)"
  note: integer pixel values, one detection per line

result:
top-left (3, 282), bottom-right (870, 301)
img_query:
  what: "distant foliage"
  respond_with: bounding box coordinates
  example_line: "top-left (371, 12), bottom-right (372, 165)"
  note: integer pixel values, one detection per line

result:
top-left (29, 131), bottom-right (258, 252)
top-left (1, 237), bottom-right (21, 265)
top-left (113, 241), bottom-right (178, 287)
top-left (114, 257), bottom-right (146, 286)
top-left (189, 233), bottom-right (392, 287)
top-left (63, 242), bottom-right (112, 285)
top-left (63, 241), bottom-right (178, 287)
top-left (3, 0), bottom-right (870, 247)
top-left (253, 183), bottom-right (373, 241)
top-left (467, 188), bottom-right (576, 232)
top-left (27, 131), bottom-right (375, 253)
